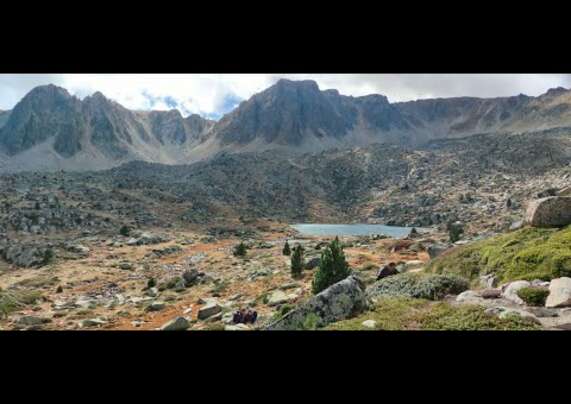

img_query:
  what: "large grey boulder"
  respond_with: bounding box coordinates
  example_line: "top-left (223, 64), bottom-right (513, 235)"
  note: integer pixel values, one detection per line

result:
top-left (545, 277), bottom-right (571, 308)
top-left (265, 275), bottom-right (368, 330)
top-left (525, 197), bottom-right (571, 228)
top-left (501, 280), bottom-right (531, 305)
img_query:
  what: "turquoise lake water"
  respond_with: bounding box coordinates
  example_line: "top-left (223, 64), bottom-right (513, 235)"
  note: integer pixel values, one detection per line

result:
top-left (291, 223), bottom-right (418, 238)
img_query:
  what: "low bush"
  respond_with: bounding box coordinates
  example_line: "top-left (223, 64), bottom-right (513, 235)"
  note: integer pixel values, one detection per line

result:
top-left (517, 287), bottom-right (549, 306)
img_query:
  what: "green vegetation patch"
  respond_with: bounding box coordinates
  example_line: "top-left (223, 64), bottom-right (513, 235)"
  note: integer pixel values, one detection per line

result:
top-left (327, 297), bottom-right (540, 331)
top-left (367, 272), bottom-right (469, 300)
top-left (427, 226), bottom-right (571, 284)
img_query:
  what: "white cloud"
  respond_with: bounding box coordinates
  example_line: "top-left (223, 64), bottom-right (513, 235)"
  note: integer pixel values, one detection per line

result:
top-left (1, 74), bottom-right (570, 117)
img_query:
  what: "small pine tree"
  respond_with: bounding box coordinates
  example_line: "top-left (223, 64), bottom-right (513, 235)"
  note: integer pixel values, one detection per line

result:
top-left (42, 248), bottom-right (55, 266)
top-left (447, 221), bottom-right (464, 243)
top-left (312, 237), bottom-right (351, 294)
top-left (290, 244), bottom-right (304, 278)
top-left (282, 240), bottom-right (291, 256)
top-left (147, 278), bottom-right (156, 289)
top-left (120, 225), bottom-right (131, 237)
top-left (233, 242), bottom-right (247, 257)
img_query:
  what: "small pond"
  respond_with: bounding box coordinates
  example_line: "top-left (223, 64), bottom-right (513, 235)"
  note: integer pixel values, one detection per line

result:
top-left (291, 223), bottom-right (424, 238)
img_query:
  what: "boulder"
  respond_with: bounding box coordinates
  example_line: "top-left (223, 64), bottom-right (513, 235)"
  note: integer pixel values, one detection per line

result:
top-left (80, 318), bottom-right (107, 328)
top-left (305, 257), bottom-right (321, 270)
top-left (160, 317), bottom-right (190, 331)
top-left (267, 290), bottom-right (298, 306)
top-left (265, 275), bottom-right (368, 330)
top-left (197, 302), bottom-right (222, 320)
top-left (456, 290), bottom-right (484, 304)
top-left (427, 244), bottom-right (449, 259)
top-left (497, 308), bottom-right (541, 324)
top-left (66, 244), bottom-right (90, 255)
top-left (525, 197), bottom-right (571, 228)
top-left (481, 289), bottom-right (502, 299)
top-left (16, 315), bottom-right (51, 326)
top-left (182, 269), bottom-right (201, 286)
top-left (479, 274), bottom-right (498, 289)
top-left (145, 301), bottom-right (166, 312)
top-left (501, 280), bottom-right (531, 305)
top-left (545, 277), bottom-right (571, 308)
top-left (361, 320), bottom-right (377, 329)
top-left (119, 261), bottom-right (134, 270)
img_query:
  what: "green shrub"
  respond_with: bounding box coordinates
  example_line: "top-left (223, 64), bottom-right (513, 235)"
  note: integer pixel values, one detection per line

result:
top-left (42, 248), bottom-right (55, 265)
top-left (312, 237), bottom-right (351, 294)
top-left (233, 242), bottom-right (247, 257)
top-left (282, 241), bottom-right (291, 256)
top-left (119, 225), bottom-right (131, 237)
top-left (146, 278), bottom-right (157, 289)
top-left (447, 221), bottom-right (464, 243)
top-left (302, 313), bottom-right (320, 330)
top-left (517, 287), bottom-right (549, 306)
top-left (367, 273), bottom-right (469, 300)
top-left (290, 244), bottom-right (304, 278)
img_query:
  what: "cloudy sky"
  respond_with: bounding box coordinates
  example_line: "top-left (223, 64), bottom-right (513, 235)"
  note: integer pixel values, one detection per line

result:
top-left (1, 74), bottom-right (570, 119)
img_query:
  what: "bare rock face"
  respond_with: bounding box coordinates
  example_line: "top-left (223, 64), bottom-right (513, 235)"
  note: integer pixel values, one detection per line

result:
top-left (525, 197), bottom-right (571, 228)
top-left (265, 275), bottom-right (368, 330)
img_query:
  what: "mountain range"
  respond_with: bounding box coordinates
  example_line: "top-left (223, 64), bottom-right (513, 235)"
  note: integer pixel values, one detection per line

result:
top-left (1, 79), bottom-right (571, 172)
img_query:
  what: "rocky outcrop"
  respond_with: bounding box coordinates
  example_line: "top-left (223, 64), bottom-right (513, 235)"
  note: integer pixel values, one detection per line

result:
top-left (265, 275), bottom-right (368, 330)
top-left (525, 197), bottom-right (571, 228)
top-left (0, 242), bottom-right (55, 268)
top-left (501, 280), bottom-right (531, 305)
top-left (545, 277), bottom-right (571, 308)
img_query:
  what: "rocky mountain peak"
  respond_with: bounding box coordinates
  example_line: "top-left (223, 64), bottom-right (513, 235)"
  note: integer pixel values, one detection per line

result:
top-left (274, 78), bottom-right (319, 89)
top-left (543, 87), bottom-right (569, 98)
top-left (213, 78), bottom-right (357, 146)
